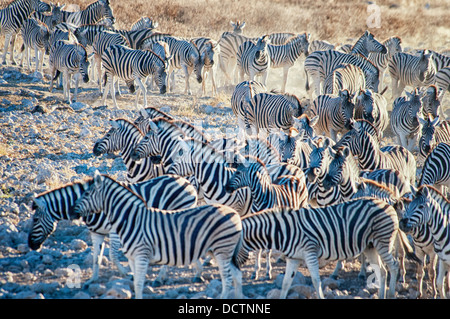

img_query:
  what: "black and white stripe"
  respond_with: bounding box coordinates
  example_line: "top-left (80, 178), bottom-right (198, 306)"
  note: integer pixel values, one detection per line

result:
top-left (74, 172), bottom-right (243, 299)
top-left (19, 18), bottom-right (50, 73)
top-left (310, 89), bottom-right (355, 142)
top-left (400, 185), bottom-right (450, 298)
top-left (418, 116), bottom-right (450, 165)
top-left (49, 39), bottom-right (90, 103)
top-left (238, 198), bottom-right (417, 299)
top-left (435, 66), bottom-right (450, 102)
top-left (191, 37), bottom-right (217, 96)
top-left (0, 0), bottom-right (50, 65)
top-left (354, 88), bottom-right (388, 138)
top-left (60, 0), bottom-right (115, 27)
top-left (388, 50), bottom-right (436, 99)
top-left (323, 63), bottom-right (366, 95)
top-left (101, 44), bottom-right (167, 107)
top-left (237, 35), bottom-right (271, 85)
top-left (30, 2), bottom-right (63, 30)
top-left (93, 118), bottom-right (164, 183)
top-left (418, 142), bottom-right (450, 192)
top-left (29, 174), bottom-right (198, 285)
top-left (267, 33), bottom-right (310, 92)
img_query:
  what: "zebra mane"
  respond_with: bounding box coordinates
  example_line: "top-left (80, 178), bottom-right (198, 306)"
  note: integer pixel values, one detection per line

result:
top-left (416, 184), bottom-right (450, 204)
top-left (99, 173), bottom-right (149, 208)
top-left (243, 136), bottom-right (282, 164)
top-left (358, 178), bottom-right (396, 196)
top-left (150, 116), bottom-right (208, 142)
top-left (84, 0), bottom-right (107, 11)
top-left (33, 178), bottom-right (92, 200)
top-left (239, 155), bottom-right (268, 171)
top-left (142, 47), bottom-right (167, 67)
top-left (181, 137), bottom-right (232, 164)
top-left (112, 118), bottom-right (145, 136)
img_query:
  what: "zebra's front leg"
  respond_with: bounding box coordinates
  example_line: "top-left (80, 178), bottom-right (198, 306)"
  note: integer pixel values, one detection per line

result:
top-left (281, 66), bottom-right (290, 93)
top-left (129, 254), bottom-right (150, 299)
top-left (210, 68), bottom-right (217, 96)
top-left (9, 34), bottom-right (17, 65)
top-left (84, 232), bottom-right (106, 287)
top-left (182, 65), bottom-right (191, 95)
top-left (109, 232), bottom-right (129, 276)
top-left (63, 71), bottom-right (71, 103)
top-left (304, 252), bottom-right (325, 299)
top-left (252, 250), bottom-right (262, 280)
top-left (2, 34), bottom-right (12, 65)
top-left (436, 259), bottom-right (449, 299)
top-left (72, 72), bottom-right (81, 103)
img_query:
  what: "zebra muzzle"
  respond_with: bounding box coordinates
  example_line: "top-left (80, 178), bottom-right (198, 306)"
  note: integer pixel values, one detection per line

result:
top-left (399, 218), bottom-right (412, 233)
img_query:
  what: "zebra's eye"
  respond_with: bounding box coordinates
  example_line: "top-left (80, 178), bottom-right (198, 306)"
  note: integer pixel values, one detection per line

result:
top-left (179, 149), bottom-right (183, 156)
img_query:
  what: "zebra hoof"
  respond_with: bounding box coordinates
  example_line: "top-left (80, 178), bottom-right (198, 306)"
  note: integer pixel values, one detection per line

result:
top-left (192, 276), bottom-right (204, 283)
top-left (202, 259), bottom-right (213, 267)
top-left (250, 273), bottom-right (259, 281)
top-left (330, 274), bottom-right (339, 280)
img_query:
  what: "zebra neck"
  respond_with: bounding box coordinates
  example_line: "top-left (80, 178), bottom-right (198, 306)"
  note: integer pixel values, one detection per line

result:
top-left (249, 170), bottom-right (276, 210)
top-left (428, 203), bottom-right (450, 256)
top-left (120, 130), bottom-right (145, 172)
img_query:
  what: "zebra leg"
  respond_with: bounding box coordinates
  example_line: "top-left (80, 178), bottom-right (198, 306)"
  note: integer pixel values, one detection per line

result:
top-left (95, 55), bottom-right (102, 93)
top-left (252, 250), bottom-right (262, 280)
top-left (192, 260), bottom-right (205, 283)
top-left (2, 33), bottom-right (12, 65)
top-left (63, 70), bottom-right (71, 103)
top-left (230, 260), bottom-right (243, 299)
top-left (72, 72), bottom-right (81, 103)
top-left (152, 265), bottom-right (168, 287)
top-left (34, 47), bottom-right (40, 73)
top-left (364, 247), bottom-right (387, 299)
top-left (304, 252), bottom-right (325, 299)
top-left (330, 261), bottom-right (343, 279)
top-left (84, 232), bottom-right (106, 286)
top-left (280, 258), bottom-right (302, 299)
top-left (265, 249), bottom-right (273, 280)
top-left (129, 254), bottom-right (150, 299)
top-left (182, 65), bottom-right (191, 95)
top-left (436, 259), bottom-right (448, 299)
top-left (215, 254), bottom-right (235, 299)
top-left (9, 34), bottom-right (17, 65)
top-left (430, 253), bottom-right (438, 298)
top-left (109, 232), bottom-right (129, 276)
top-left (134, 76), bottom-right (147, 107)
top-left (281, 66), bottom-right (290, 93)
top-left (210, 68), bottom-right (217, 96)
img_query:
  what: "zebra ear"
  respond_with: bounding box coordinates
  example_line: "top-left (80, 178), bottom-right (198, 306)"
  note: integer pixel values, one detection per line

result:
top-left (431, 115), bottom-right (440, 126)
top-left (109, 119), bottom-right (120, 129)
top-left (342, 146), bottom-right (350, 158)
top-left (418, 115), bottom-right (427, 126)
top-left (33, 196), bottom-right (47, 210)
top-left (93, 170), bottom-right (102, 186)
top-left (309, 115), bottom-right (319, 127)
top-left (148, 120), bottom-right (159, 133)
top-left (139, 108), bottom-right (149, 119)
top-left (421, 185), bottom-right (430, 198)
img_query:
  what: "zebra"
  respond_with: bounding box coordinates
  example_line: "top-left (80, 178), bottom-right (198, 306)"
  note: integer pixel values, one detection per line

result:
top-left (354, 89), bottom-right (388, 138)
top-left (19, 18), bottom-right (50, 73)
top-left (267, 33), bottom-right (310, 92)
top-left (93, 118), bottom-right (164, 183)
top-left (435, 66), bottom-right (450, 102)
top-left (116, 28), bottom-right (161, 50)
top-left (237, 198), bottom-right (419, 299)
top-left (239, 88), bottom-right (303, 138)
top-left (217, 20), bottom-right (249, 86)
top-left (388, 50), bottom-right (436, 99)
top-left (101, 44), bottom-right (167, 108)
top-left (418, 115), bottom-right (450, 165)
top-left (130, 16), bottom-right (158, 31)
top-left (236, 35), bottom-right (271, 85)
top-left (308, 39), bottom-right (335, 53)
top-left (421, 85), bottom-right (441, 119)
top-left (29, 174), bottom-right (198, 286)
top-left (60, 0), bottom-right (115, 27)
top-left (191, 37), bottom-right (217, 96)
top-left (418, 142), bottom-right (450, 194)
top-left (390, 88), bottom-right (423, 152)
top-left (310, 89), bottom-right (355, 142)
top-left (322, 63), bottom-right (366, 95)
top-left (367, 36), bottom-right (402, 91)
top-left (399, 185), bottom-right (450, 298)
top-left (30, 2), bottom-right (64, 30)
top-left (304, 31), bottom-right (385, 97)
top-left (0, 0), bottom-right (50, 65)
top-left (49, 39), bottom-right (90, 103)
top-left (92, 30), bottom-right (129, 93)
top-left (225, 155), bottom-right (308, 212)
top-left (334, 119), bottom-right (417, 187)
top-left (74, 171), bottom-right (243, 299)
top-left (230, 80), bottom-right (267, 138)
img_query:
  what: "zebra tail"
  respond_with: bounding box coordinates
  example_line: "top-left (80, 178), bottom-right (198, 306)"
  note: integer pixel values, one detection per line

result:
top-left (20, 43), bottom-right (25, 53)
top-left (398, 230), bottom-right (422, 265)
top-left (102, 72), bottom-right (107, 86)
top-left (232, 232), bottom-right (247, 270)
top-left (304, 69), bottom-right (310, 91)
top-left (53, 70), bottom-right (61, 82)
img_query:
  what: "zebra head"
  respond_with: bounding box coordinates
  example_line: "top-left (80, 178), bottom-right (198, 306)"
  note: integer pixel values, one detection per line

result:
top-left (356, 89), bottom-right (376, 124)
top-left (305, 137), bottom-right (333, 184)
top-left (385, 36), bottom-right (402, 58)
top-left (405, 88), bottom-right (423, 120)
top-left (93, 119), bottom-right (132, 156)
top-left (421, 85), bottom-right (440, 119)
top-left (74, 171), bottom-right (105, 217)
top-left (254, 35), bottom-right (270, 61)
top-left (417, 50), bottom-right (436, 84)
top-left (322, 146), bottom-right (354, 191)
top-left (362, 30), bottom-right (387, 55)
top-left (230, 20), bottom-right (246, 34)
top-left (202, 41), bottom-right (216, 68)
top-left (293, 114), bottom-right (318, 141)
top-left (418, 115), bottom-right (440, 159)
top-left (225, 156), bottom-right (266, 193)
top-left (96, 0), bottom-right (115, 25)
top-left (75, 44), bottom-right (90, 83)
top-left (49, 3), bottom-right (64, 28)
top-left (37, 0), bottom-right (52, 12)
top-left (131, 119), bottom-right (162, 161)
top-left (338, 89), bottom-right (355, 130)
top-left (28, 196), bottom-right (58, 250)
top-left (399, 185), bottom-right (435, 233)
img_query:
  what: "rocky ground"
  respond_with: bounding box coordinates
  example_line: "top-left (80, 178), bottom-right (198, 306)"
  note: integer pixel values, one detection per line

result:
top-left (0, 61), bottom-right (441, 299)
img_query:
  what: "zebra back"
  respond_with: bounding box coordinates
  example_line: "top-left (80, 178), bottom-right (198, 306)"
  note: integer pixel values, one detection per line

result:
top-left (323, 63), bottom-right (366, 95)
top-left (419, 142), bottom-right (450, 189)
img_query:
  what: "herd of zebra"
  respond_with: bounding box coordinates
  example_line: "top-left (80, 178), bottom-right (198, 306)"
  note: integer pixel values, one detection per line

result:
top-left (3, 0), bottom-right (450, 300)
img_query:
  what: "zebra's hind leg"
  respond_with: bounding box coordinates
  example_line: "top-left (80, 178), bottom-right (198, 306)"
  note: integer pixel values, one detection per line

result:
top-left (109, 232), bottom-right (129, 276)
top-left (84, 232), bottom-right (106, 287)
top-left (280, 258), bottom-right (302, 299)
top-left (215, 254), bottom-right (237, 299)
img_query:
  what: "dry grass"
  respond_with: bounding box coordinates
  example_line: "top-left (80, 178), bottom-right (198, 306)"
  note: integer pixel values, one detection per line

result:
top-left (61, 0), bottom-right (450, 49)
